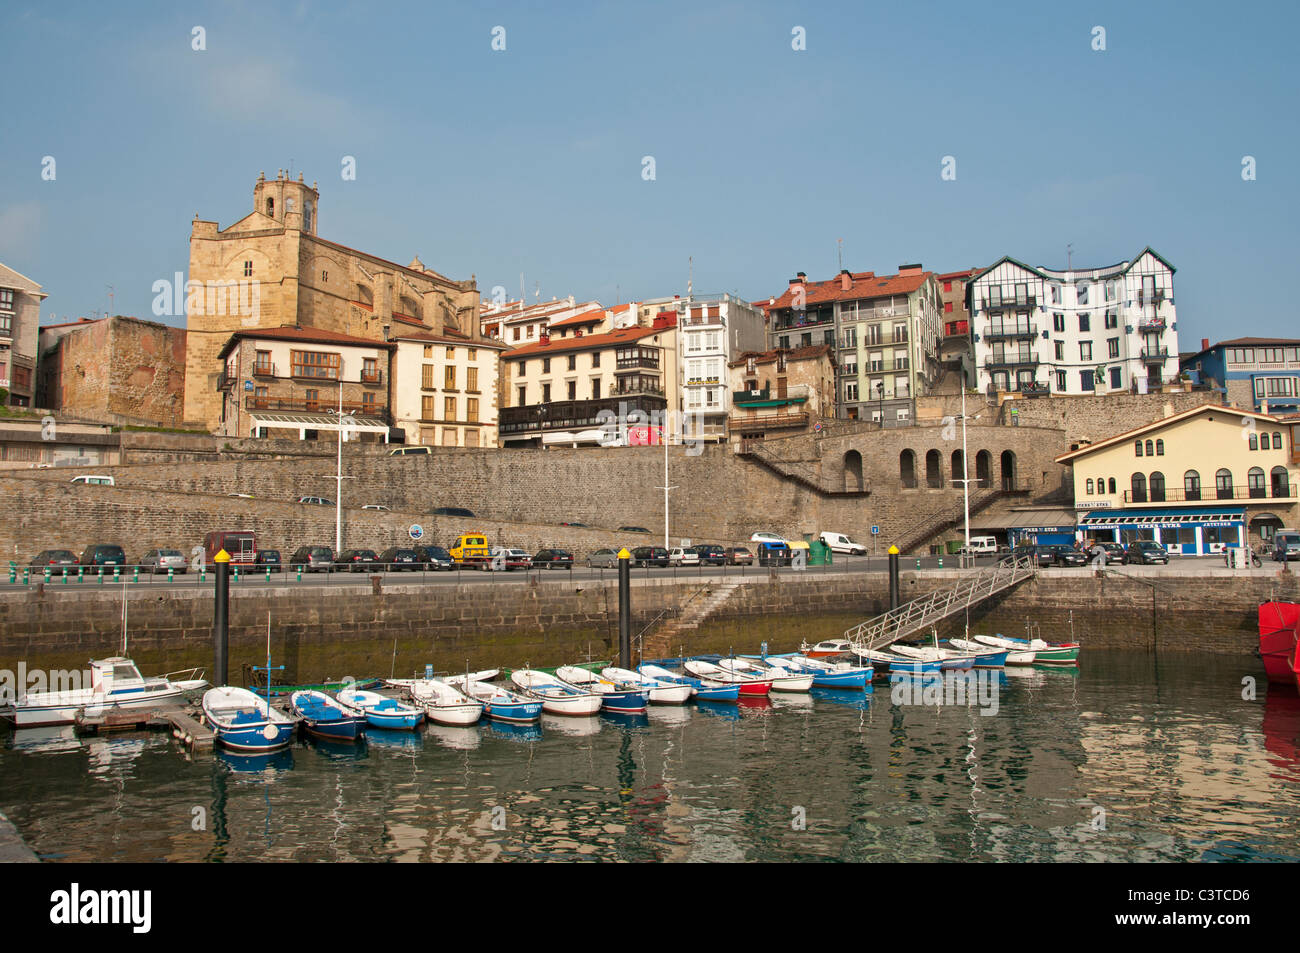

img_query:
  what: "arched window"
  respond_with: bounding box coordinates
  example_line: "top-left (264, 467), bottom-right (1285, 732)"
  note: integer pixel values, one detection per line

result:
top-left (1216, 468), bottom-right (1234, 500)
top-left (1272, 466), bottom-right (1291, 498)
top-left (844, 450), bottom-right (863, 492)
top-left (926, 449), bottom-right (942, 488)
top-left (976, 450), bottom-right (992, 488)
top-left (1131, 472), bottom-right (1147, 503)
top-left (1155, 439), bottom-right (1164, 456)
top-left (1135, 440), bottom-right (1144, 457)
top-left (1000, 450), bottom-right (1017, 491)
top-left (1149, 471), bottom-right (1166, 502)
top-left (951, 450), bottom-right (965, 485)
top-left (899, 449), bottom-right (916, 488)
top-left (1086, 478), bottom-right (1095, 495)
top-left (1249, 466), bottom-right (1267, 498)
top-left (1249, 433), bottom-right (1259, 451)
top-left (1274, 432), bottom-right (1283, 448)
top-left (1144, 439), bottom-right (1154, 456)
top-left (1261, 433), bottom-right (1271, 450)
top-left (1184, 470), bottom-right (1201, 501)
top-left (1108, 477), bottom-right (1117, 494)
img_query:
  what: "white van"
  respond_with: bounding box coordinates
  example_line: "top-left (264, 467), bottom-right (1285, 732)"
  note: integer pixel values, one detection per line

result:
top-left (819, 532), bottom-right (867, 555)
top-left (70, 475), bottom-right (115, 486)
top-left (960, 535), bottom-right (999, 555)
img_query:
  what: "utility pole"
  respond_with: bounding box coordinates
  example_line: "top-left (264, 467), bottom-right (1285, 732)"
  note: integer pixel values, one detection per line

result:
top-left (657, 423), bottom-right (677, 550)
top-left (950, 388), bottom-right (983, 553)
top-left (317, 383), bottom-right (356, 552)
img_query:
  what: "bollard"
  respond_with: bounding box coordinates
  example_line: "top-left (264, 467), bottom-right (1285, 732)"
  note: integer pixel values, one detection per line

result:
top-left (296, 567), bottom-right (302, 583)
top-left (618, 547), bottom-right (632, 668)
top-left (22, 568), bottom-right (30, 586)
top-left (43, 567), bottom-right (51, 583)
top-left (233, 566), bottom-right (240, 583)
top-left (168, 567), bottom-right (174, 583)
top-left (212, 550), bottom-right (231, 688)
top-left (915, 558), bottom-right (921, 569)
top-left (98, 568), bottom-right (103, 585)
top-left (8, 562), bottom-right (15, 584)
top-left (266, 566), bottom-right (271, 583)
top-left (938, 556), bottom-right (943, 569)
top-left (113, 566), bottom-right (120, 583)
top-left (62, 568), bottom-right (69, 584)
top-left (889, 545), bottom-right (901, 611)
top-left (78, 566), bottom-right (84, 583)
top-left (132, 566), bottom-right (139, 584)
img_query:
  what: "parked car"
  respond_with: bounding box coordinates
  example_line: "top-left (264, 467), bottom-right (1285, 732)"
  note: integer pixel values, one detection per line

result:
top-left (559, 521), bottom-right (588, 528)
top-left (619, 526), bottom-right (651, 534)
top-left (631, 546), bottom-right (669, 568)
top-left (378, 547), bottom-right (422, 571)
top-left (587, 548), bottom-right (621, 569)
top-left (533, 549), bottom-right (574, 570)
top-left (1039, 544), bottom-right (1088, 567)
top-left (820, 532), bottom-right (867, 556)
top-left (433, 506), bottom-right (475, 518)
top-left (1002, 544), bottom-right (1058, 568)
top-left (30, 549), bottom-right (78, 569)
top-left (79, 544), bottom-right (126, 567)
top-left (1087, 541), bottom-right (1126, 565)
top-left (724, 546), bottom-right (754, 566)
top-left (417, 545), bottom-right (454, 571)
top-left (290, 545), bottom-right (335, 572)
top-left (450, 533), bottom-right (491, 567)
top-left (957, 535), bottom-right (999, 557)
top-left (389, 445), bottom-right (432, 455)
top-left (669, 547), bottom-right (700, 567)
top-left (1274, 530), bottom-right (1300, 562)
top-left (750, 532), bottom-right (787, 546)
top-left (336, 549), bottom-right (379, 572)
top-left (139, 549), bottom-right (188, 574)
top-left (490, 546), bottom-right (533, 570)
top-left (756, 541), bottom-right (792, 566)
top-left (362, 504), bottom-right (390, 511)
top-left (227, 493), bottom-right (254, 499)
top-left (297, 496), bottom-right (332, 506)
top-left (692, 544), bottom-right (727, 566)
top-left (70, 475), bottom-right (115, 486)
top-left (255, 549), bottom-right (282, 572)
top-left (1125, 540), bottom-right (1169, 565)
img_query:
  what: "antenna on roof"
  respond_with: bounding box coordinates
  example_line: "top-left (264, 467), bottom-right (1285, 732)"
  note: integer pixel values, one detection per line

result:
top-left (1067, 243), bottom-right (1074, 271)
top-left (687, 256), bottom-right (693, 302)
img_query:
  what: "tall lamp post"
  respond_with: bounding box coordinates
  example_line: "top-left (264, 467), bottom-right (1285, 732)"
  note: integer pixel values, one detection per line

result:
top-left (317, 382), bottom-right (355, 553)
top-left (875, 381), bottom-right (884, 430)
top-left (950, 388), bottom-right (983, 553)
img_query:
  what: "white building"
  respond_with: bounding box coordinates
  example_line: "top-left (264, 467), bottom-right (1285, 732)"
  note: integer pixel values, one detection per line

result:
top-left (639, 292), bottom-right (767, 443)
top-left (966, 248), bottom-right (1179, 397)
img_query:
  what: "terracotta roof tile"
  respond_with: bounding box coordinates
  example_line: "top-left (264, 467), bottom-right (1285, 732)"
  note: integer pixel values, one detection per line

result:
top-left (764, 269), bottom-right (932, 311)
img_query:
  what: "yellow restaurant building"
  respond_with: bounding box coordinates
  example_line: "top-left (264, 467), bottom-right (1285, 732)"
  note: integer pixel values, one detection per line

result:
top-left (1055, 404), bottom-right (1300, 554)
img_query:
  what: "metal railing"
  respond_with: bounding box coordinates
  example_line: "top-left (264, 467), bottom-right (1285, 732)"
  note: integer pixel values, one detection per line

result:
top-left (843, 554), bottom-right (1037, 651)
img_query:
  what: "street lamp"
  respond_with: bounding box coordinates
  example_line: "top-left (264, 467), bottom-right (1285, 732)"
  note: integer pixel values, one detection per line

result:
top-left (875, 381), bottom-right (884, 430)
top-left (317, 382), bottom-right (355, 553)
top-left (950, 388), bottom-right (984, 554)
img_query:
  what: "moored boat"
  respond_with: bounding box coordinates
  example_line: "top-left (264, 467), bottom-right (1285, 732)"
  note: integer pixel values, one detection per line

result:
top-left (973, 634), bottom-right (1080, 666)
top-left (556, 666), bottom-right (649, 712)
top-left (288, 689), bottom-right (365, 741)
top-left (852, 647), bottom-right (942, 674)
top-left (510, 669), bottom-right (604, 716)
top-left (336, 688), bottom-right (424, 730)
top-left (637, 663), bottom-right (741, 702)
top-left (764, 654), bottom-right (873, 689)
top-left (719, 656), bottom-right (813, 692)
top-left (800, 639), bottom-right (853, 659)
top-left (890, 644), bottom-right (977, 671)
top-left (601, 666), bottom-right (694, 705)
top-left (1259, 601), bottom-right (1300, 684)
top-left (202, 686), bottom-right (298, 752)
top-left (684, 659), bottom-right (771, 696)
top-left (950, 637), bottom-right (1030, 666)
top-left (406, 678), bottom-right (485, 726)
top-left (4, 657), bottom-right (207, 729)
top-left (445, 674), bottom-right (543, 723)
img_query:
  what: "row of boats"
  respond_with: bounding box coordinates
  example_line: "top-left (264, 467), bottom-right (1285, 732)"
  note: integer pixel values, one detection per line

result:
top-left (196, 632), bottom-right (1083, 753)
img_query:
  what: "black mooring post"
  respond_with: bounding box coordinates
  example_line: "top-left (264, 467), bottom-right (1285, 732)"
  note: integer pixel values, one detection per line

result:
top-left (888, 544), bottom-right (900, 611)
top-left (213, 551), bottom-right (230, 686)
top-left (618, 548), bottom-right (632, 668)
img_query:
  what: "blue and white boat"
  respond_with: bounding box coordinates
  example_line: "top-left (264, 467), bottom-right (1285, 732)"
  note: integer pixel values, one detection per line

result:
top-left (510, 669), bottom-right (604, 716)
top-left (601, 666), bottom-right (694, 705)
top-left (637, 663), bottom-right (741, 703)
top-left (202, 686), bottom-right (298, 752)
top-left (890, 644), bottom-right (977, 671)
top-left (336, 688), bottom-right (424, 730)
top-left (763, 654), bottom-right (874, 689)
top-left (945, 639), bottom-right (1011, 668)
top-left (557, 666), bottom-right (649, 713)
top-left (446, 674), bottom-right (544, 723)
top-left (854, 648), bottom-right (942, 674)
top-left (288, 689), bottom-right (365, 741)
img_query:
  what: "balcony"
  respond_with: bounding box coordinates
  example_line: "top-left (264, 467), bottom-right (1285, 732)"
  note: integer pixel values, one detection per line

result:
top-left (1137, 289), bottom-right (1165, 307)
top-left (682, 309), bottom-right (723, 327)
top-left (730, 411), bottom-right (811, 431)
top-left (862, 359), bottom-right (910, 373)
top-left (499, 395), bottom-right (667, 435)
top-left (1017, 381), bottom-right (1051, 397)
top-left (983, 354), bottom-right (1038, 368)
top-left (1141, 346), bottom-right (1171, 362)
top-left (252, 362), bottom-right (277, 378)
top-left (733, 384), bottom-right (810, 406)
top-left (981, 297), bottom-right (1036, 313)
top-left (245, 396), bottom-right (387, 418)
top-left (944, 321), bottom-right (970, 338)
top-left (612, 380), bottom-right (665, 397)
top-left (984, 324), bottom-right (1037, 341)
top-left (615, 355), bottom-right (660, 371)
top-left (772, 313), bottom-right (834, 331)
top-left (1123, 482), bottom-right (1296, 504)
top-left (1137, 317), bottom-right (1167, 333)
top-left (217, 372), bottom-right (236, 392)
top-left (360, 368), bottom-right (383, 385)
top-left (290, 365), bottom-right (341, 382)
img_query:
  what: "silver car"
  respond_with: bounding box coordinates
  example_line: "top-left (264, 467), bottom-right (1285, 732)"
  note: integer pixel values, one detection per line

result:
top-left (587, 548), bottom-right (620, 569)
top-left (140, 549), bottom-right (188, 573)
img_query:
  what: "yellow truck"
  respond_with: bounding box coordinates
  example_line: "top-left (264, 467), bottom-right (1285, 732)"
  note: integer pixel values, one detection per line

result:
top-left (450, 532), bottom-right (491, 568)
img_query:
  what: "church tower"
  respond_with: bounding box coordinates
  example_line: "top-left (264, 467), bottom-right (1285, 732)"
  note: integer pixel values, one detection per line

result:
top-left (253, 170), bottom-right (319, 234)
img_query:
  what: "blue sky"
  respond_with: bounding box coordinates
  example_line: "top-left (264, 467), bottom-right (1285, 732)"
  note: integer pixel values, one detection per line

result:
top-left (2, 0), bottom-right (1296, 344)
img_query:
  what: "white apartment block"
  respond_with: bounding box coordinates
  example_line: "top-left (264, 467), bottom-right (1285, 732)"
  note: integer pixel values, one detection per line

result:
top-left (481, 296), bottom-right (601, 345)
top-left (967, 248), bottom-right (1179, 397)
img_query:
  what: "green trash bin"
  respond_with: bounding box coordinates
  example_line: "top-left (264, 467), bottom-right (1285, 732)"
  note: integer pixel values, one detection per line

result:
top-left (945, 539), bottom-right (963, 555)
top-left (807, 540), bottom-right (833, 566)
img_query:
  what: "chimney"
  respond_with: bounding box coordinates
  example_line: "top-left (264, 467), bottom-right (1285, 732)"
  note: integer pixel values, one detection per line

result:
top-left (539, 331), bottom-right (550, 345)
top-left (1202, 338), bottom-right (1209, 351)
top-left (574, 328), bottom-right (583, 338)
top-left (840, 269), bottom-right (852, 291)
top-left (898, 263), bottom-right (923, 275)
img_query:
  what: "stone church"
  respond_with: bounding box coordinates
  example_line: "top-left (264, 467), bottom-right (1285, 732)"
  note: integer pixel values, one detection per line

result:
top-left (183, 171), bottom-right (482, 431)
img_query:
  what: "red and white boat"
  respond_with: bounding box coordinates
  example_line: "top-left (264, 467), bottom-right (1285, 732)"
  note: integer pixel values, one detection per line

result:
top-left (1259, 601), bottom-right (1300, 685)
top-left (800, 639), bottom-right (852, 659)
top-left (684, 659), bottom-right (771, 696)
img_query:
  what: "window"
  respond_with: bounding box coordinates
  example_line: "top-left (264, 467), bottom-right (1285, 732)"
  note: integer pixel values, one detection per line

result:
top-left (1144, 439), bottom-right (1154, 456)
top-left (1155, 439), bottom-right (1164, 455)
top-left (446, 347), bottom-right (456, 358)
top-left (422, 396), bottom-right (436, 420)
top-left (1105, 279), bottom-right (1118, 301)
top-left (243, 261), bottom-right (253, 277)
top-left (1216, 468), bottom-right (1234, 499)
top-left (468, 348), bottom-right (477, 360)
top-left (513, 327), bottom-right (521, 342)
top-left (423, 345), bottom-right (432, 358)
top-left (1108, 338), bottom-right (1120, 359)
top-left (1078, 313), bottom-right (1091, 333)
top-left (944, 301), bottom-right (953, 313)
top-left (1249, 467), bottom-right (1267, 498)
top-left (542, 358), bottom-right (551, 373)
top-left (1131, 472), bottom-right (1147, 502)
top-left (1079, 342), bottom-right (1093, 362)
top-left (592, 351), bottom-right (601, 368)
top-left (321, 270), bottom-right (328, 282)
top-left (1055, 370), bottom-right (1067, 391)
top-left (444, 396), bottom-right (457, 420)
top-left (1149, 471), bottom-right (1166, 502)
top-left (1086, 478), bottom-right (1095, 494)
top-left (567, 380), bottom-right (576, 400)
top-left (1050, 283), bottom-right (1061, 304)
top-left (291, 350), bottom-right (340, 380)
top-left (361, 357), bottom-right (377, 383)
top-left (1184, 470), bottom-right (1201, 501)
top-left (1053, 313), bottom-right (1065, 332)
top-left (1080, 370), bottom-right (1095, 392)
top-left (592, 379), bottom-right (601, 400)
top-left (517, 386), bottom-right (526, 406)
top-left (254, 385), bottom-right (267, 402)
top-left (444, 365), bottom-right (456, 389)
top-left (1272, 466), bottom-right (1291, 497)
top-left (1077, 282), bottom-right (1089, 305)
top-left (467, 398), bottom-right (479, 423)
top-left (304, 388), bottom-right (319, 410)
top-left (443, 428), bottom-right (458, 447)
top-left (542, 383), bottom-right (551, 403)
top-left (568, 354), bottom-right (577, 371)
top-left (254, 349), bottom-right (272, 374)
top-left (1275, 431), bottom-right (1284, 446)
top-left (1109, 477), bottom-right (1117, 494)
top-left (1055, 341), bottom-right (1064, 361)
top-left (1110, 367), bottom-right (1122, 389)
top-left (1249, 433), bottom-right (1258, 451)
top-left (467, 367), bottom-right (478, 392)
top-left (1261, 433), bottom-right (1271, 450)
top-left (361, 392), bottom-right (375, 410)
top-left (1105, 310), bottom-right (1118, 330)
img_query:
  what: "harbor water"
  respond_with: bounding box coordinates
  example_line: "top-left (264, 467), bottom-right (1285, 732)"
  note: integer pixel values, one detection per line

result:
top-left (2, 649), bottom-right (1298, 862)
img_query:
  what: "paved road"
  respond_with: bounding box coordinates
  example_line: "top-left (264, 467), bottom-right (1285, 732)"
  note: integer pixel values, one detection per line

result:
top-left (0, 553), bottom-right (1259, 594)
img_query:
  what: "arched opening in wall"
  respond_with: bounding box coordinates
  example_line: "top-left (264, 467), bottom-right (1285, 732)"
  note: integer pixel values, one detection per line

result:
top-left (976, 450), bottom-right (992, 489)
top-left (1000, 450), bottom-right (1017, 491)
top-left (926, 449), bottom-right (942, 488)
top-left (844, 450), bottom-right (864, 492)
top-left (951, 450), bottom-right (965, 487)
top-left (900, 449), bottom-right (917, 488)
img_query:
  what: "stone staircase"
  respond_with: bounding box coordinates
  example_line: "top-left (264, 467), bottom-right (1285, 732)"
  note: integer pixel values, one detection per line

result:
top-left (640, 582), bottom-right (743, 659)
top-left (736, 440), bottom-right (870, 496)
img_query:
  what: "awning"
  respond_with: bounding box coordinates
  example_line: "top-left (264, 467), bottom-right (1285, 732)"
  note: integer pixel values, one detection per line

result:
top-left (1079, 507), bottom-right (1244, 529)
top-left (541, 429), bottom-right (607, 447)
top-left (971, 508), bottom-right (1078, 533)
top-left (248, 412), bottom-right (390, 436)
top-left (1250, 512), bottom-right (1283, 523)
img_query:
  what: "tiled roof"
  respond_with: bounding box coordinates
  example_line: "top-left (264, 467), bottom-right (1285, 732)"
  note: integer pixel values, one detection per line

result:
top-left (547, 307), bottom-right (608, 329)
top-left (506, 320), bottom-right (673, 358)
top-left (764, 269), bottom-right (932, 311)
top-left (1054, 403), bottom-right (1285, 463)
top-left (729, 344), bottom-right (833, 367)
top-left (218, 325), bottom-right (395, 358)
top-left (393, 329), bottom-right (507, 349)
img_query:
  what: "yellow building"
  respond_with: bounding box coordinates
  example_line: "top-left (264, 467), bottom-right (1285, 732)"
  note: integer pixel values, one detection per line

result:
top-left (1056, 404), bottom-right (1300, 554)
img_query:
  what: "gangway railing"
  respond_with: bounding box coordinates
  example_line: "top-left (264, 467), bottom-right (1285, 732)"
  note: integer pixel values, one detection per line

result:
top-left (844, 554), bottom-right (1036, 651)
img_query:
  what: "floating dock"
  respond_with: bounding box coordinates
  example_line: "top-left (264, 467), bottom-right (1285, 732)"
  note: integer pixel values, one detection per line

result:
top-left (74, 705), bottom-right (215, 752)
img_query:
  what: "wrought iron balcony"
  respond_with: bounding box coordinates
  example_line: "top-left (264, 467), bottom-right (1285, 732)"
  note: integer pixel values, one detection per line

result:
top-left (981, 297), bottom-right (1035, 313)
top-left (1141, 346), bottom-right (1171, 361)
top-left (984, 324), bottom-right (1037, 341)
top-left (245, 395), bottom-right (387, 419)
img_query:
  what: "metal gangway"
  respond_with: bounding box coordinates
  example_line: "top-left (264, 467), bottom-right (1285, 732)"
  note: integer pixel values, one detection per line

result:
top-left (844, 554), bottom-right (1037, 651)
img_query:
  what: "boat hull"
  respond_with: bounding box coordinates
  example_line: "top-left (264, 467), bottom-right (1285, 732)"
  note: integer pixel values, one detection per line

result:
top-left (1260, 602), bottom-right (1300, 683)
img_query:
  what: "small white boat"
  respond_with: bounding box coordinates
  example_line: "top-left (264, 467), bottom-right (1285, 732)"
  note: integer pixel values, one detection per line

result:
top-left (444, 675), bottom-right (543, 723)
top-left (684, 659), bottom-right (772, 696)
top-left (889, 644), bottom-right (977, 671)
top-left (510, 669), bottom-right (603, 716)
top-left (601, 666), bottom-right (693, 705)
top-left (555, 666), bottom-right (649, 712)
top-left (5, 657), bottom-right (207, 728)
top-left (949, 637), bottom-right (1034, 665)
top-left (202, 686), bottom-right (297, 752)
top-left (406, 678), bottom-right (484, 726)
top-left (800, 639), bottom-right (853, 658)
top-left (719, 657), bottom-right (813, 692)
